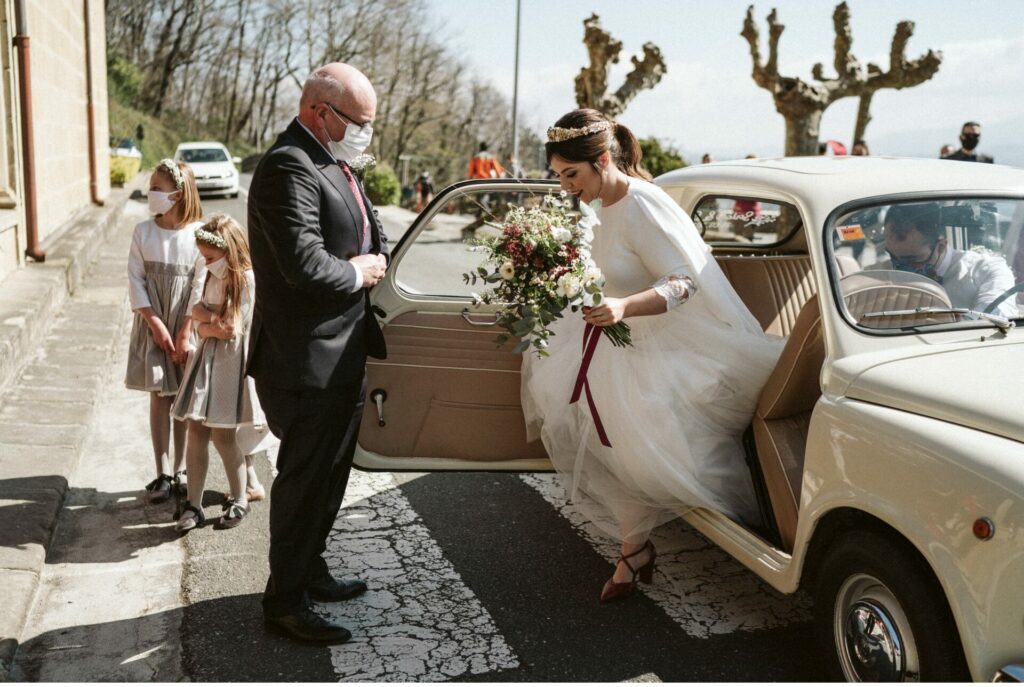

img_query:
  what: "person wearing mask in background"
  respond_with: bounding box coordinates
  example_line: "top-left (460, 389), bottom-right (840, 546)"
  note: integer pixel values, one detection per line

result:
top-left (942, 122), bottom-right (993, 163)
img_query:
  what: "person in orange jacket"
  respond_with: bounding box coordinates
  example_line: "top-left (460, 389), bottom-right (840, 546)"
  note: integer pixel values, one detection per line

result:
top-left (467, 142), bottom-right (505, 179)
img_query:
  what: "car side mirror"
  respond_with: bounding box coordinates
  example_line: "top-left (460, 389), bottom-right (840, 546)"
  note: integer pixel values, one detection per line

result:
top-left (232, 156), bottom-right (241, 165)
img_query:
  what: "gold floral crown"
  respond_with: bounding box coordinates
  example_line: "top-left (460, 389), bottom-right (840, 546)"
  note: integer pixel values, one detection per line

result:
top-left (546, 120), bottom-right (612, 143)
top-left (158, 158), bottom-right (185, 190)
top-left (194, 227), bottom-right (228, 250)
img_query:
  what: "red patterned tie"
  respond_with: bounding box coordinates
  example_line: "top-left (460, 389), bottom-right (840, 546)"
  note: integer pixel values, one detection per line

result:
top-left (339, 161), bottom-right (369, 250)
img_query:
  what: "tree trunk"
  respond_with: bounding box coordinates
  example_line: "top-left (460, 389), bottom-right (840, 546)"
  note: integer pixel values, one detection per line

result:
top-left (854, 90), bottom-right (874, 144)
top-left (785, 110), bottom-right (823, 157)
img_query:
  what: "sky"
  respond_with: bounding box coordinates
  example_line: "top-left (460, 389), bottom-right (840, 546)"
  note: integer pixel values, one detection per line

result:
top-left (428, 0), bottom-right (1024, 167)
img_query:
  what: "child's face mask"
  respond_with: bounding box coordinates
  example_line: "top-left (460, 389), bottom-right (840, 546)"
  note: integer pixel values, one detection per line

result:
top-left (149, 190), bottom-right (178, 215)
top-left (207, 257), bottom-right (229, 279)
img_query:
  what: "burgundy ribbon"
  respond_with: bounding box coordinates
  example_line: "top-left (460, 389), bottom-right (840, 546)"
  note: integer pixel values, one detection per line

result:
top-left (570, 323), bottom-right (612, 447)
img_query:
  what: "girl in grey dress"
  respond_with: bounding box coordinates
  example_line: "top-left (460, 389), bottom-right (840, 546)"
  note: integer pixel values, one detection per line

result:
top-left (172, 214), bottom-right (267, 531)
top-left (125, 159), bottom-right (206, 504)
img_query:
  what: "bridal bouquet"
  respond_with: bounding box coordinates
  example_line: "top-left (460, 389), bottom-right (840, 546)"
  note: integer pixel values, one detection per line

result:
top-left (463, 192), bottom-right (632, 358)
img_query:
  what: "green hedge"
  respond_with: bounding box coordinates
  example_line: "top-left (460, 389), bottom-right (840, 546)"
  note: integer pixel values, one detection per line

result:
top-left (363, 164), bottom-right (400, 206)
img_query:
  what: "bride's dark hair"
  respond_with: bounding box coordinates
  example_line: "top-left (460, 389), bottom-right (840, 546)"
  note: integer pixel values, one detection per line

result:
top-left (545, 108), bottom-right (652, 181)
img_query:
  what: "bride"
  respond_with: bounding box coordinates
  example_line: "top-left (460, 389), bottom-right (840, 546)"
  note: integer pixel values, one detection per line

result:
top-left (521, 109), bottom-right (785, 602)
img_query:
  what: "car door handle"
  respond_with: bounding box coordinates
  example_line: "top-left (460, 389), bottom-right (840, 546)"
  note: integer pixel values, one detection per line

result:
top-left (371, 389), bottom-right (387, 427)
top-left (462, 308), bottom-right (498, 327)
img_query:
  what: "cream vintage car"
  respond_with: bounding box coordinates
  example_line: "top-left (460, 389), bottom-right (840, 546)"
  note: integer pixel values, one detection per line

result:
top-left (355, 157), bottom-right (1024, 682)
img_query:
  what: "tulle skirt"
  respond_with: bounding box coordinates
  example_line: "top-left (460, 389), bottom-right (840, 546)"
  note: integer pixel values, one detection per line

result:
top-left (521, 293), bottom-right (785, 543)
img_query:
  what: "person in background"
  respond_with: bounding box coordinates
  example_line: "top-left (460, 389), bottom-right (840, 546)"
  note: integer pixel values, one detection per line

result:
top-left (467, 141), bottom-right (505, 179)
top-left (939, 144), bottom-right (956, 158)
top-left (415, 171), bottom-right (434, 212)
top-left (507, 155), bottom-right (525, 179)
top-left (851, 139), bottom-right (870, 156)
top-left (941, 122), bottom-right (993, 163)
top-left (701, 153), bottom-right (714, 164)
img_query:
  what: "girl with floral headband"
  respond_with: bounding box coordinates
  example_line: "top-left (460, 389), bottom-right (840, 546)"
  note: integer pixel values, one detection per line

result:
top-left (125, 158), bottom-right (206, 505)
top-left (171, 214), bottom-right (270, 531)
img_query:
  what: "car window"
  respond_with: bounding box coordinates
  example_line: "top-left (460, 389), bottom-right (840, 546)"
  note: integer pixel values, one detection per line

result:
top-left (691, 195), bottom-right (801, 244)
top-left (831, 197), bottom-right (1024, 331)
top-left (179, 148), bottom-right (229, 163)
top-left (393, 186), bottom-right (562, 299)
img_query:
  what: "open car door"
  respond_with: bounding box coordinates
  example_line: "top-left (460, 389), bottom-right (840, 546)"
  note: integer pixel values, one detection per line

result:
top-left (353, 179), bottom-right (559, 471)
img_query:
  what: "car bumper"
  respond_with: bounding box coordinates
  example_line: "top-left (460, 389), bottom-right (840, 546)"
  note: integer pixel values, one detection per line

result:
top-left (195, 178), bottom-right (238, 192)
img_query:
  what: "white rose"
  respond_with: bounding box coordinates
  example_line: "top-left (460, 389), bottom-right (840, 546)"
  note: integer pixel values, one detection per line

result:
top-left (583, 266), bottom-right (603, 284)
top-left (499, 262), bottom-right (515, 280)
top-left (551, 226), bottom-right (573, 243)
top-left (557, 273), bottom-right (581, 298)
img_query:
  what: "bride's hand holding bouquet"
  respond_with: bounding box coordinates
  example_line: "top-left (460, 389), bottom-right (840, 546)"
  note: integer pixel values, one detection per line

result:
top-left (463, 192), bottom-right (632, 357)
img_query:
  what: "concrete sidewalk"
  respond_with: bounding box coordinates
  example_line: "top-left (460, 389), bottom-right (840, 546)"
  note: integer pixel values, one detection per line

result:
top-left (0, 175), bottom-right (146, 680)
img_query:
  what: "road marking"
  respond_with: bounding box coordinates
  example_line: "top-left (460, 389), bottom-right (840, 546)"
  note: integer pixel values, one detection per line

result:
top-left (323, 471), bottom-right (519, 681)
top-left (520, 473), bottom-right (810, 638)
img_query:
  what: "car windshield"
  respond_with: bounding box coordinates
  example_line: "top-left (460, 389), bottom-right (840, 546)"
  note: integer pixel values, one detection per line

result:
top-left (179, 148), bottom-right (228, 163)
top-left (830, 197), bottom-right (1024, 332)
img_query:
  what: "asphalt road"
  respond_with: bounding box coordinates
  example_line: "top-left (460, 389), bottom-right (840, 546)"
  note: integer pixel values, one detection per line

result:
top-left (16, 174), bottom-right (831, 682)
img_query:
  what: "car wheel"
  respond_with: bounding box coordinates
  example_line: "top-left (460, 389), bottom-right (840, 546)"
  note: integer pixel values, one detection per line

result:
top-left (813, 531), bottom-right (969, 682)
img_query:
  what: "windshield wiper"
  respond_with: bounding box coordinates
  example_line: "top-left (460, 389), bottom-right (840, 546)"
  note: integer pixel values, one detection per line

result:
top-left (859, 307), bottom-right (1015, 333)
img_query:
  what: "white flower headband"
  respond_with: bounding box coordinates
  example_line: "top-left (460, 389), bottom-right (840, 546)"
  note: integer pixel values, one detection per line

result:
top-left (546, 120), bottom-right (612, 143)
top-left (159, 158), bottom-right (185, 190)
top-left (195, 227), bottom-right (228, 250)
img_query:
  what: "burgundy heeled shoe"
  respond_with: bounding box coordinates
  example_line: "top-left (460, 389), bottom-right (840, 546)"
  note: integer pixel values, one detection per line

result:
top-left (600, 540), bottom-right (657, 603)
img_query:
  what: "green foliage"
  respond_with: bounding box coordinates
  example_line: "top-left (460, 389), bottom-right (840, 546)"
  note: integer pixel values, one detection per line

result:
top-left (107, 54), bottom-right (142, 105)
top-left (639, 137), bottom-right (687, 178)
top-left (363, 164), bottom-right (401, 206)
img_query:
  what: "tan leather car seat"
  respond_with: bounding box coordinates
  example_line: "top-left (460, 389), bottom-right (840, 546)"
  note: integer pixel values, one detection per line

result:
top-left (751, 294), bottom-right (823, 551)
top-left (841, 269), bottom-right (955, 327)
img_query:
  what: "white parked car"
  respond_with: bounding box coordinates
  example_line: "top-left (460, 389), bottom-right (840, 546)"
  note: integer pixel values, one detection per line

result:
top-left (173, 141), bottom-right (240, 198)
top-left (356, 158), bottom-right (1024, 681)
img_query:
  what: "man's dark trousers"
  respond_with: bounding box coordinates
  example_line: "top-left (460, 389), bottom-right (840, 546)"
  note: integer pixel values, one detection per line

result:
top-left (257, 375), bottom-right (366, 617)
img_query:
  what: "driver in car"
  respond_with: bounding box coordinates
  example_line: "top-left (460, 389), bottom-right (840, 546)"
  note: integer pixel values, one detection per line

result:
top-left (868, 202), bottom-right (1019, 319)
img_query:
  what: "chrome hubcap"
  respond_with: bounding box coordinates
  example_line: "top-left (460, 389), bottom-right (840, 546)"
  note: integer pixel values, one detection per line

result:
top-left (834, 573), bottom-right (919, 681)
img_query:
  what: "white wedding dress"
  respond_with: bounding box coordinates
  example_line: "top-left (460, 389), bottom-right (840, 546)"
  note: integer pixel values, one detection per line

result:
top-left (521, 177), bottom-right (785, 543)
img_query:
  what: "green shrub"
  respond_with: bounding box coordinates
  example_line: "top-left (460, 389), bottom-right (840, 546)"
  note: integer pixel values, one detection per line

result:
top-left (363, 163), bottom-right (400, 206)
top-left (639, 137), bottom-right (687, 178)
top-left (109, 155), bottom-right (141, 185)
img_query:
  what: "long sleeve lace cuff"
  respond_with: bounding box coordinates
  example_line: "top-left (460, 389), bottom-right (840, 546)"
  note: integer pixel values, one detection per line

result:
top-left (653, 275), bottom-right (697, 309)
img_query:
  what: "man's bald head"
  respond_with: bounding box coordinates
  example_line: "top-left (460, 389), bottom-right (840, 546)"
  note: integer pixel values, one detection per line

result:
top-left (298, 63), bottom-right (377, 134)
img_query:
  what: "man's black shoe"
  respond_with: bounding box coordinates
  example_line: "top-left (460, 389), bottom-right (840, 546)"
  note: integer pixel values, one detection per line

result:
top-left (264, 608), bottom-right (352, 644)
top-left (308, 577), bottom-right (368, 602)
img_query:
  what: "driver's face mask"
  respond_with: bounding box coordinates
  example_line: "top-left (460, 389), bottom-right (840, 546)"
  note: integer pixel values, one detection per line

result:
top-left (889, 242), bottom-right (942, 283)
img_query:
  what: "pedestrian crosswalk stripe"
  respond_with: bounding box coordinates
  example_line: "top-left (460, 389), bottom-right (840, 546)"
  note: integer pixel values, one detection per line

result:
top-left (520, 473), bottom-right (810, 638)
top-left (324, 471), bottom-right (519, 681)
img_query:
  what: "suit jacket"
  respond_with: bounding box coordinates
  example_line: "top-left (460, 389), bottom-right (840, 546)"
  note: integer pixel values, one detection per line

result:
top-left (246, 119), bottom-right (389, 390)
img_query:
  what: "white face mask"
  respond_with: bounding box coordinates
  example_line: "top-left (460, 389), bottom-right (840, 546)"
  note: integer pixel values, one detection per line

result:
top-left (206, 256), bottom-right (229, 280)
top-left (326, 108), bottom-right (373, 162)
top-left (149, 190), bottom-right (177, 215)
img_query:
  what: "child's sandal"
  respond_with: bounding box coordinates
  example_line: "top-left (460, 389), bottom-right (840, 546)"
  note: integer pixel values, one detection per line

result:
top-left (145, 474), bottom-right (173, 504)
top-left (175, 502), bottom-right (205, 532)
top-left (218, 499), bottom-right (250, 529)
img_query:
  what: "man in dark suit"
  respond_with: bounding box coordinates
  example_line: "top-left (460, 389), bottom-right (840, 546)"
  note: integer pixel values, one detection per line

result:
top-left (247, 62), bottom-right (388, 644)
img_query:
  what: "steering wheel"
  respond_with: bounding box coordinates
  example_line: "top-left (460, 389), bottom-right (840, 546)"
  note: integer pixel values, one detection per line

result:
top-left (983, 281), bottom-right (1024, 314)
